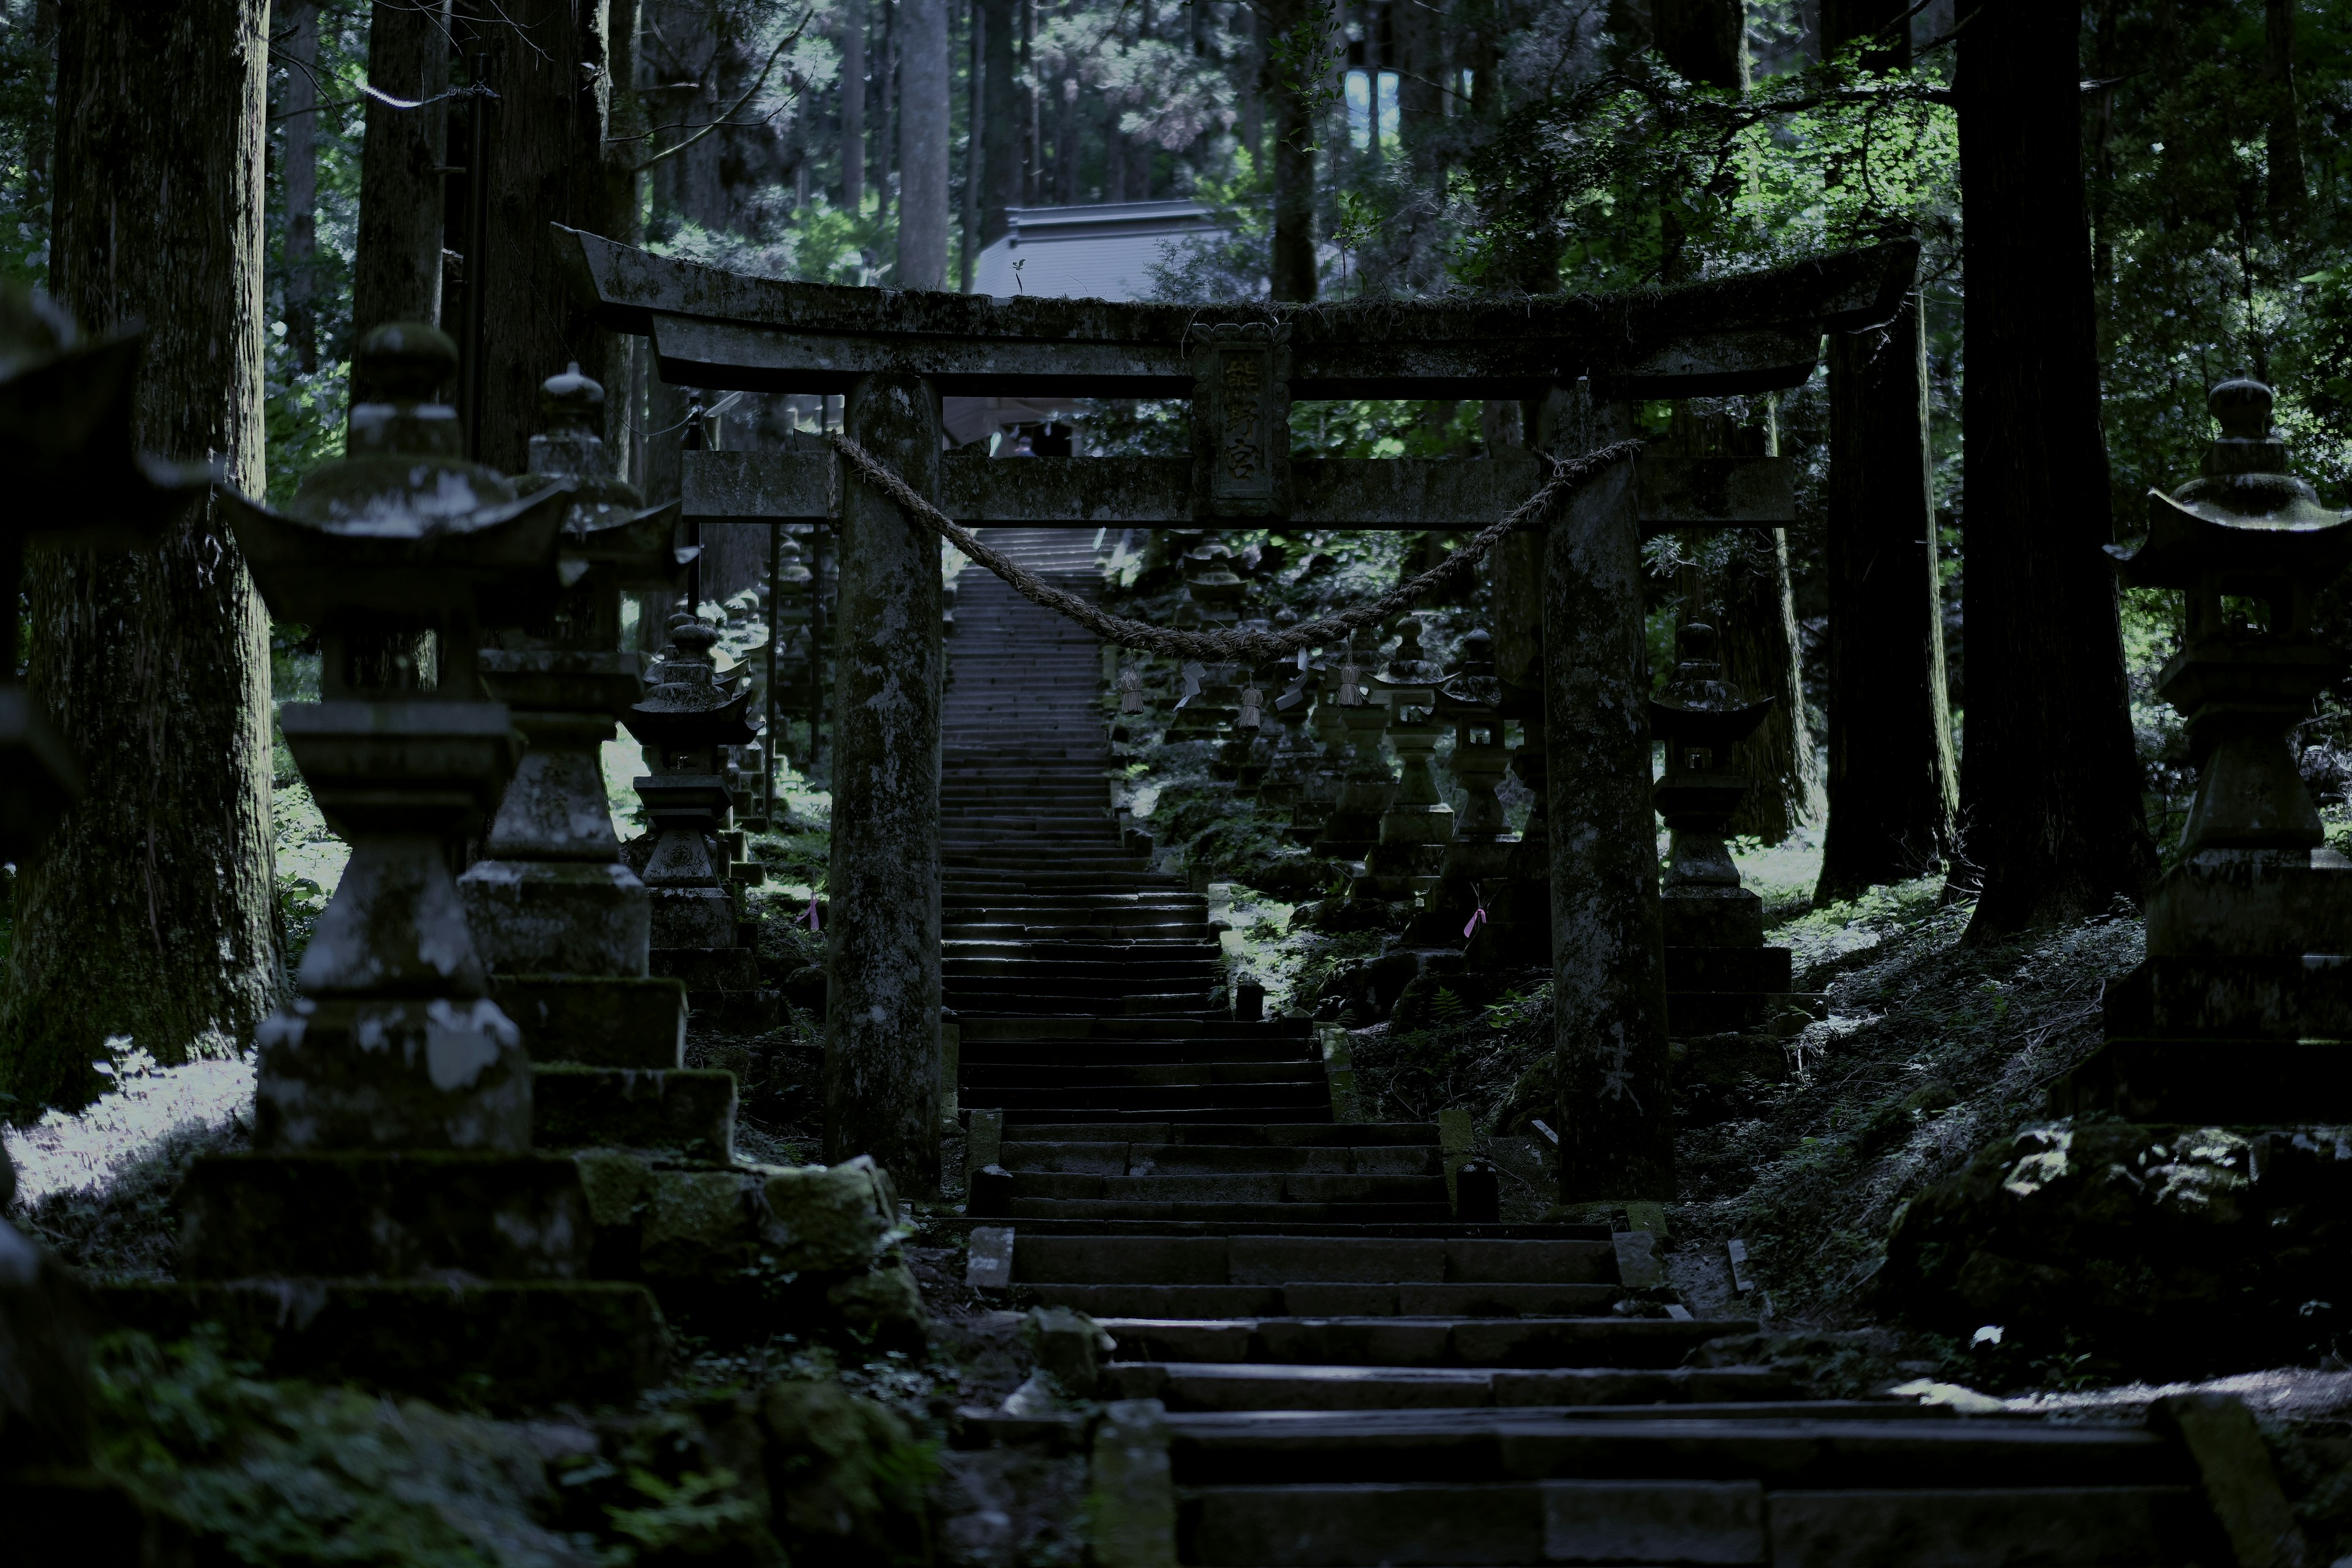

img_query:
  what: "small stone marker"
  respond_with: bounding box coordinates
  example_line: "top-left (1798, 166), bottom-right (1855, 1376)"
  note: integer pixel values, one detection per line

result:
top-left (966, 1224), bottom-right (1015, 1291)
top-left (2152, 1393), bottom-right (2310, 1568)
top-left (1438, 1106), bottom-right (1476, 1206)
top-left (1090, 1398), bottom-right (1178, 1568)
top-left (967, 1107), bottom-right (1004, 1174)
top-left (1727, 1237), bottom-right (1755, 1295)
top-left (1613, 1229), bottom-right (1666, 1292)
top-left (1027, 1305), bottom-right (1113, 1395)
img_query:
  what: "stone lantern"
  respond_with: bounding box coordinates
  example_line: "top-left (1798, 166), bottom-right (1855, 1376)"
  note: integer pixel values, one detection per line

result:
top-left (1650, 621), bottom-right (1815, 1039)
top-left (625, 620), bottom-right (765, 1009)
top-left (452, 364), bottom-right (737, 1155)
top-left (1357, 616), bottom-right (1454, 900)
top-left (2068, 377), bottom-right (2352, 1120)
top-left (1257, 658), bottom-right (1323, 819)
top-left (1411, 630), bottom-right (1513, 946)
top-left (0, 287), bottom-right (205, 860)
top-left (1313, 627), bottom-right (1395, 861)
top-left (1466, 671), bottom-right (1551, 970)
top-left (1290, 663), bottom-right (1350, 846)
top-left (219, 323), bottom-right (573, 1150)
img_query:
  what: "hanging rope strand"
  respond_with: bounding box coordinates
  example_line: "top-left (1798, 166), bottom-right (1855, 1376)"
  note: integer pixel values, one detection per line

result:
top-left (826, 433), bottom-right (1649, 663)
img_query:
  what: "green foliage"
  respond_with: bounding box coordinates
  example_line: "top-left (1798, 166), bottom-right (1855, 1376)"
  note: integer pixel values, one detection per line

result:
top-left (92, 1332), bottom-right (589, 1566)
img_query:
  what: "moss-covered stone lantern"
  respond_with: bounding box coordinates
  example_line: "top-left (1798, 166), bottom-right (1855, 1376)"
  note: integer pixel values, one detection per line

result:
top-left (1411, 629), bottom-right (1512, 945)
top-left (2068, 377), bottom-right (2352, 1120)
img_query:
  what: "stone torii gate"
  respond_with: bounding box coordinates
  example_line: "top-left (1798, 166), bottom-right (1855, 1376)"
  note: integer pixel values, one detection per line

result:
top-left (557, 225), bottom-right (1918, 1200)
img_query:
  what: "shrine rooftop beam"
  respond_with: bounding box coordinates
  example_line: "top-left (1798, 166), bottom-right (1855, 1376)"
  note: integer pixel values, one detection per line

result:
top-left (682, 451), bottom-right (1798, 532)
top-left (556, 225), bottom-right (1918, 401)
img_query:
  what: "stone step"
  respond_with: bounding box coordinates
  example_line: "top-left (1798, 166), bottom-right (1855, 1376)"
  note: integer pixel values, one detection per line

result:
top-left (1177, 1477), bottom-right (2199, 1566)
top-left (1009, 1172), bottom-right (1442, 1204)
top-left (1104, 1365), bottom-right (1806, 1411)
top-left (1163, 1409), bottom-right (2184, 1488)
top-left (966, 1042), bottom-right (1315, 1066)
top-left (964, 1063), bottom-right (1322, 1089)
top-left (1014, 1235), bottom-right (1618, 1286)
top-left (998, 1116), bottom-right (1403, 1140)
top-left (1013, 1199), bottom-right (1455, 1223)
top-left (968, 1018), bottom-right (1315, 1042)
top-left (949, 996), bottom-right (1224, 1020)
top-left (946, 959), bottom-right (1226, 983)
top-left (1002, 1141), bottom-right (1434, 1174)
top-left (948, 939), bottom-right (1223, 961)
top-left (1095, 1315), bottom-right (1757, 1369)
top-left (969, 1081), bottom-right (1328, 1110)
top-left (983, 1104), bottom-right (1337, 1124)
top-left (1036, 1281), bottom-right (1616, 1316)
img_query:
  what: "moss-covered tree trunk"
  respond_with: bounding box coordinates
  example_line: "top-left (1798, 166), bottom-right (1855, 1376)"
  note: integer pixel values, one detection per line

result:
top-left (352, 0), bottom-right (448, 341)
top-left (7, 0), bottom-right (277, 1111)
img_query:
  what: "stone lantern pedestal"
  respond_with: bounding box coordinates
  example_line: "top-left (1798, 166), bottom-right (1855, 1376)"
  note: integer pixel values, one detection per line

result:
top-left (1357, 618), bottom-right (1453, 904)
top-left (1650, 624), bottom-right (1823, 1069)
top-left (1466, 677), bottom-right (1553, 971)
top-left (1412, 630), bottom-right (1516, 946)
top-left (626, 622), bottom-right (772, 1021)
top-left (1314, 631), bottom-right (1395, 861)
top-left (459, 364), bottom-right (731, 1160)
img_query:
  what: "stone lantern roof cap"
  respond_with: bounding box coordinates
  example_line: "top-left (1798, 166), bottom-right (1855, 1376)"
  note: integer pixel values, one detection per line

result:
top-left (220, 322), bottom-right (573, 630)
top-left (1375, 615), bottom-right (1446, 689)
top-left (1651, 622), bottom-right (1773, 747)
top-left (1436, 628), bottom-right (1504, 711)
top-left (0, 283), bottom-right (211, 545)
top-left (2113, 378), bottom-right (2352, 592)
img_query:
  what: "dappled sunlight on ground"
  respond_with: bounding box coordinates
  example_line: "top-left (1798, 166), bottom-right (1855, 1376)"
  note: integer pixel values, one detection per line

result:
top-left (4, 1046), bottom-right (254, 1210)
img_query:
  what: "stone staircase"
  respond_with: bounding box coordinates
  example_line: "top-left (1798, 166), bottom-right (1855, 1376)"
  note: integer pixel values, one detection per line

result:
top-left (943, 531), bottom-right (2241, 1568)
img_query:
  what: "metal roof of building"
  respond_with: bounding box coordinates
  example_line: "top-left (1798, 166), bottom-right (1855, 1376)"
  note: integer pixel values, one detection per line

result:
top-left (970, 200), bottom-right (1223, 303)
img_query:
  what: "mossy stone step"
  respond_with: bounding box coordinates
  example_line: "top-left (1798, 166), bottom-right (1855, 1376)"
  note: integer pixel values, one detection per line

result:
top-left (93, 1278), bottom-right (665, 1409)
top-left (531, 1063), bottom-right (736, 1161)
top-left (1095, 1316), bottom-right (1755, 1369)
top-left (1104, 1364), bottom-right (1803, 1412)
top-left (491, 973), bottom-right (687, 1068)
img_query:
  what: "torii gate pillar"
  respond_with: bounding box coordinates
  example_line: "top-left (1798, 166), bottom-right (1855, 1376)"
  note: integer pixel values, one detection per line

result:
top-left (1540, 383), bottom-right (1676, 1203)
top-left (824, 373), bottom-right (944, 1192)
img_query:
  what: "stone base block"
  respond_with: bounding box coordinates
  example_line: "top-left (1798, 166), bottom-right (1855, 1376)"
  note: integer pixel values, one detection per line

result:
top-left (2147, 848), bottom-right (2352, 957)
top-left (1665, 944), bottom-right (1793, 993)
top-left (1665, 989), bottom-right (1823, 1038)
top-left (92, 1279), bottom-right (666, 1409)
top-left (255, 995), bottom-right (532, 1153)
top-left (2055, 1038), bottom-right (2352, 1122)
top-left (492, 974), bottom-right (688, 1068)
top-left (650, 884), bottom-right (736, 949)
top-left (651, 946), bottom-right (762, 991)
top-left (2103, 955), bottom-right (2352, 1039)
top-left (459, 858), bottom-right (650, 977)
top-left (1660, 888), bottom-right (1763, 948)
top-left (532, 1063), bottom-right (736, 1161)
top-left (178, 1151), bottom-right (593, 1281)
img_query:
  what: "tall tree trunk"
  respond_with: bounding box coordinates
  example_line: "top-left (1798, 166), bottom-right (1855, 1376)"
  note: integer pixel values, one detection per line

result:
top-left (1815, 293), bottom-right (1957, 897)
top-left (1022, 0), bottom-right (1038, 203)
top-left (1653, 0), bottom-right (1747, 87)
top-left (978, 0), bottom-right (1017, 239)
top-left (279, 0), bottom-right (320, 370)
top-left (876, 3), bottom-right (897, 214)
top-left (10, 0), bottom-right (277, 1112)
top-left (1815, 0), bottom-right (1954, 899)
top-left (1237, 0), bottom-right (1262, 171)
top-left (1392, 0), bottom-right (1442, 183)
top-left (2264, 0), bottom-right (2302, 224)
top-left (897, 0), bottom-right (949, 286)
top-left (26, 0), bottom-right (56, 182)
top-left (842, 0), bottom-right (866, 207)
top-left (1717, 522), bottom-right (1822, 842)
top-left (353, 0), bottom-right (449, 342)
top-left (1954, 0), bottom-right (2154, 932)
top-left (1265, 0), bottom-right (1316, 302)
top-left (960, 0), bottom-right (981, 287)
top-left (472, 0), bottom-right (622, 473)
